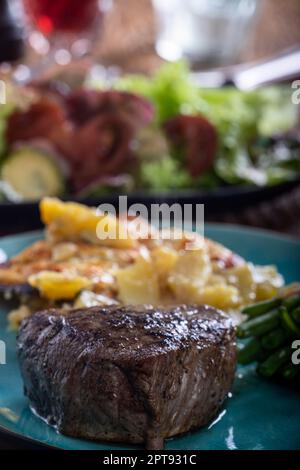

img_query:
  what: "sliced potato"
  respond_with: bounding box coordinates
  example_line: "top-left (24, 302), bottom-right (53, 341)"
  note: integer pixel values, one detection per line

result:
top-left (28, 270), bottom-right (91, 300)
top-left (116, 254), bottom-right (160, 305)
top-left (196, 284), bottom-right (240, 310)
top-left (168, 249), bottom-right (211, 303)
top-left (52, 242), bottom-right (78, 262)
top-left (8, 305), bottom-right (31, 331)
top-left (225, 264), bottom-right (256, 304)
top-left (74, 290), bottom-right (119, 308)
top-left (152, 246), bottom-right (178, 279)
top-left (40, 197), bottom-right (136, 249)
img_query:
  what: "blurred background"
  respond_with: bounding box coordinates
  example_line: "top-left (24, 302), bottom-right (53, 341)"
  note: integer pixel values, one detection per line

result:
top-left (1, 0), bottom-right (300, 75)
top-left (95, 0), bottom-right (300, 73)
top-left (0, 0), bottom-right (300, 236)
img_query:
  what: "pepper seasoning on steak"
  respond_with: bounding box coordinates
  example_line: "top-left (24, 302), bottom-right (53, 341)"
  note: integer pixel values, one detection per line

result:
top-left (17, 304), bottom-right (236, 449)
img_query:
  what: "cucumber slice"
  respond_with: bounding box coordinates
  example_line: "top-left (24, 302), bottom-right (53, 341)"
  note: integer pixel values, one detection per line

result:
top-left (1, 148), bottom-right (65, 201)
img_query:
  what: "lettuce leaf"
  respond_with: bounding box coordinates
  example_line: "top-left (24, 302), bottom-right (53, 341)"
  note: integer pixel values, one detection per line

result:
top-left (115, 61), bottom-right (201, 122)
top-left (0, 83), bottom-right (37, 160)
top-left (93, 61), bottom-right (300, 188)
top-left (0, 102), bottom-right (14, 158)
top-left (139, 157), bottom-right (192, 191)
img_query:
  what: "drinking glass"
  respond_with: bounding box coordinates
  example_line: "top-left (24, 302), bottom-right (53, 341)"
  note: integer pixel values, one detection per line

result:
top-left (152, 0), bottom-right (259, 67)
top-left (21, 0), bottom-right (112, 79)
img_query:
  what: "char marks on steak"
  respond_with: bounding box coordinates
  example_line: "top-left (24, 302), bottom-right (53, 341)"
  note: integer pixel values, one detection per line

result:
top-left (17, 305), bottom-right (236, 449)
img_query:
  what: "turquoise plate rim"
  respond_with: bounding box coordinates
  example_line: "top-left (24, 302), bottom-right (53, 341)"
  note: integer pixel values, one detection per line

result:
top-left (1, 222), bottom-right (300, 246)
top-left (0, 224), bottom-right (300, 450)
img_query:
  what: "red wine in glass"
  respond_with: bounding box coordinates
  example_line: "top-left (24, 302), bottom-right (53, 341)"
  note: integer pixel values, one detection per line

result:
top-left (23, 0), bottom-right (101, 37)
top-left (20, 0), bottom-right (110, 83)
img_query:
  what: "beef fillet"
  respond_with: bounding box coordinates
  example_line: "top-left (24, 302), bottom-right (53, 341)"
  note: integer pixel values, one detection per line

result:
top-left (17, 305), bottom-right (236, 449)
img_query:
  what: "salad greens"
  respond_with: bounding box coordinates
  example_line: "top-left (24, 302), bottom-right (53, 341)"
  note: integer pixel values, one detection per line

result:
top-left (0, 63), bottom-right (299, 202)
top-left (0, 102), bottom-right (14, 158)
top-left (0, 100), bottom-right (15, 200)
top-left (140, 158), bottom-right (191, 191)
top-left (112, 61), bottom-right (299, 188)
top-left (0, 83), bottom-right (35, 160)
top-left (115, 61), bottom-right (201, 123)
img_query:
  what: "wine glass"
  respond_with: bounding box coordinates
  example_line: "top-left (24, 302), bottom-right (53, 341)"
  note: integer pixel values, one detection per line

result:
top-left (20, 0), bottom-right (112, 81)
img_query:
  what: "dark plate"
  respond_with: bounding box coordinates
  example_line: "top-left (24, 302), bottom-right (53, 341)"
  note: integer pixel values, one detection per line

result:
top-left (0, 226), bottom-right (300, 450)
top-left (1, 177), bottom-right (300, 235)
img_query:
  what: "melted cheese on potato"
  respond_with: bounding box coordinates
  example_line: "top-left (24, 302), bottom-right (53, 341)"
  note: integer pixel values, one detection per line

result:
top-left (0, 198), bottom-right (284, 328)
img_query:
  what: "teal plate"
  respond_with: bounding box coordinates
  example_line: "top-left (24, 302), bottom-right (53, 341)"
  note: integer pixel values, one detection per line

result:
top-left (0, 225), bottom-right (300, 450)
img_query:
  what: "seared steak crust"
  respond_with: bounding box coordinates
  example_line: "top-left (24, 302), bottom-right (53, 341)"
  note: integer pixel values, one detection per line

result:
top-left (17, 305), bottom-right (236, 448)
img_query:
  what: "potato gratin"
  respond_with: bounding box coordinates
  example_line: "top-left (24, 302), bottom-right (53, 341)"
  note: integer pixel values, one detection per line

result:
top-left (0, 198), bottom-right (283, 328)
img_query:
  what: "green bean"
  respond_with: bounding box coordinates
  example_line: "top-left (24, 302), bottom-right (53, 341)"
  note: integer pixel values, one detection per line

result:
top-left (280, 307), bottom-right (300, 336)
top-left (237, 308), bottom-right (281, 339)
top-left (242, 298), bottom-right (281, 317)
top-left (282, 293), bottom-right (300, 312)
top-left (291, 307), bottom-right (300, 325)
top-left (257, 346), bottom-right (291, 378)
top-left (238, 338), bottom-right (263, 365)
top-left (281, 363), bottom-right (300, 381)
top-left (260, 328), bottom-right (287, 351)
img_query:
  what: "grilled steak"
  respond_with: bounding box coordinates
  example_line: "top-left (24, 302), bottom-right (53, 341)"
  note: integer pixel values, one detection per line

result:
top-left (17, 305), bottom-right (236, 449)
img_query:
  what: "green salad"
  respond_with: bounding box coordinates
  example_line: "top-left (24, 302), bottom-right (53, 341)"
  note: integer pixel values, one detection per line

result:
top-left (0, 62), bottom-right (299, 201)
top-left (111, 61), bottom-right (299, 190)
